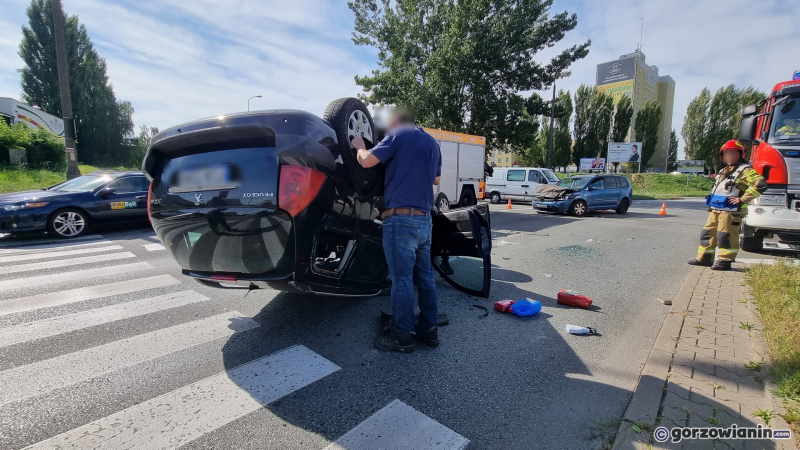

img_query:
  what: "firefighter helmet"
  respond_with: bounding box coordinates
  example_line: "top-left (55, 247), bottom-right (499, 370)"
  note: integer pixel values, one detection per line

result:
top-left (719, 140), bottom-right (746, 160)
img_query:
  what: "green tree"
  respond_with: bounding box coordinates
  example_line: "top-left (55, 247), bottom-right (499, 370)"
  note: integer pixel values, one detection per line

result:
top-left (589, 91), bottom-right (613, 158)
top-left (668, 129), bottom-right (678, 171)
top-left (572, 84), bottom-right (593, 166)
top-left (553, 89), bottom-right (573, 170)
top-left (633, 100), bottom-right (663, 172)
top-left (348, 0), bottom-right (590, 156)
top-left (681, 87), bottom-right (711, 165)
top-left (18, 0), bottom-right (135, 167)
top-left (611, 95), bottom-right (633, 142)
top-left (681, 85), bottom-right (766, 171)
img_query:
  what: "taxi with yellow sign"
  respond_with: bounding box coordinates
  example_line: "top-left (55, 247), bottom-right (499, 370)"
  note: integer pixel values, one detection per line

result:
top-left (0, 170), bottom-right (150, 238)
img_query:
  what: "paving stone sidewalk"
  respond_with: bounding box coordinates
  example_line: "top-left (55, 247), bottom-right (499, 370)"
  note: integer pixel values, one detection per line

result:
top-left (612, 265), bottom-right (797, 450)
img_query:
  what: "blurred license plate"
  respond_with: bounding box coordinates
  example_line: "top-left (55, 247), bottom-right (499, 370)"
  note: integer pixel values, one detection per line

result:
top-left (759, 194), bottom-right (785, 206)
top-left (536, 203), bottom-right (549, 209)
top-left (172, 164), bottom-right (235, 192)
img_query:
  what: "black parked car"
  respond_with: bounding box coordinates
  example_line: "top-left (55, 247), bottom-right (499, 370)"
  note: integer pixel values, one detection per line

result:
top-left (143, 98), bottom-right (491, 297)
top-left (0, 171), bottom-right (150, 238)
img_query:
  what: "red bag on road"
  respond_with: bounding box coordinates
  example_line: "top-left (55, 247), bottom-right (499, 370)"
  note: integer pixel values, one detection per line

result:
top-left (494, 299), bottom-right (516, 313)
top-left (557, 289), bottom-right (593, 308)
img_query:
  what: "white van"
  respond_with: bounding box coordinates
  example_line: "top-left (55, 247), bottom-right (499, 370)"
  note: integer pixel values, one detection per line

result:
top-left (486, 167), bottom-right (560, 203)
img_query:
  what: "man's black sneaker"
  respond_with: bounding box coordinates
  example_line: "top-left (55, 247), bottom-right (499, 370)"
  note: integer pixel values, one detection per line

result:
top-left (414, 326), bottom-right (440, 347)
top-left (374, 330), bottom-right (415, 353)
top-left (710, 260), bottom-right (733, 271)
top-left (688, 258), bottom-right (712, 267)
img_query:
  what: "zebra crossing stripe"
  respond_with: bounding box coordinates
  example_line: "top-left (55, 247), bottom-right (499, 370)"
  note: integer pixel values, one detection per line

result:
top-left (324, 400), bottom-right (469, 450)
top-left (0, 274), bottom-right (180, 316)
top-left (23, 345), bottom-right (339, 449)
top-left (0, 290), bottom-right (208, 348)
top-left (0, 311), bottom-right (259, 406)
top-left (1, 252), bottom-right (136, 274)
top-left (0, 262), bottom-right (153, 292)
top-left (142, 243), bottom-right (165, 251)
top-left (0, 244), bottom-right (123, 264)
top-left (0, 239), bottom-right (112, 255)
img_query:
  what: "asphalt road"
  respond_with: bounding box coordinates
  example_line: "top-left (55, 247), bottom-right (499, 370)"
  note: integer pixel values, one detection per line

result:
top-left (0, 199), bottom-right (796, 450)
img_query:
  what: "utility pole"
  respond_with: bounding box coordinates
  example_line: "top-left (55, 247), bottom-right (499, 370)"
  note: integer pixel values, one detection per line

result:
top-left (52, 0), bottom-right (80, 180)
top-left (547, 81), bottom-right (556, 169)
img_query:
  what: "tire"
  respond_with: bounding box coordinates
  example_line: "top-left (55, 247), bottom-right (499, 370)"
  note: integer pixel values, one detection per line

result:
top-left (436, 193), bottom-right (450, 213)
top-left (323, 98), bottom-right (375, 157)
top-left (48, 208), bottom-right (88, 238)
top-left (568, 200), bottom-right (587, 217)
top-left (616, 198), bottom-right (630, 214)
top-left (459, 187), bottom-right (477, 207)
top-left (739, 223), bottom-right (764, 252)
top-left (490, 192), bottom-right (502, 204)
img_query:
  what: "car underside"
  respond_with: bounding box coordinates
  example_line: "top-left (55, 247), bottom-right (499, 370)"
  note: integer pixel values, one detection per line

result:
top-left (142, 98), bottom-right (492, 298)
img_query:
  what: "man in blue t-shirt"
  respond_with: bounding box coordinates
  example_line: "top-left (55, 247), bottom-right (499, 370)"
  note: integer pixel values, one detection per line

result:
top-left (351, 110), bottom-right (441, 353)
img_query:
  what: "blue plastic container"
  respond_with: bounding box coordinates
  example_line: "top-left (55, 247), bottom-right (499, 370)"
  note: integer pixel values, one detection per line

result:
top-left (510, 299), bottom-right (542, 316)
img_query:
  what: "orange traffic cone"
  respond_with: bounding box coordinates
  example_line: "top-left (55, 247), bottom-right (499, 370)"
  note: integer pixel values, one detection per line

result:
top-left (659, 202), bottom-right (667, 215)
top-left (506, 199), bottom-right (513, 209)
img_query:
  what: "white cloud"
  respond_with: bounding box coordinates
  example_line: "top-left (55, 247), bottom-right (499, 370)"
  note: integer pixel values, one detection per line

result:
top-left (1, 0), bottom-right (797, 159)
top-left (545, 0), bottom-right (800, 157)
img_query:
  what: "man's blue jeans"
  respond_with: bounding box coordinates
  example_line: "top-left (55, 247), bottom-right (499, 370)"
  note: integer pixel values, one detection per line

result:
top-left (382, 214), bottom-right (438, 333)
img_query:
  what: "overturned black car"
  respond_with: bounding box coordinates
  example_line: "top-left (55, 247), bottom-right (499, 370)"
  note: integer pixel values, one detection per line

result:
top-left (142, 98), bottom-right (491, 297)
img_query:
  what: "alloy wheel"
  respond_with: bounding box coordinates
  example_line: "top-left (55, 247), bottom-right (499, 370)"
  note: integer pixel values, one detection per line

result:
top-left (347, 110), bottom-right (373, 146)
top-left (574, 202), bottom-right (586, 216)
top-left (53, 211), bottom-right (85, 237)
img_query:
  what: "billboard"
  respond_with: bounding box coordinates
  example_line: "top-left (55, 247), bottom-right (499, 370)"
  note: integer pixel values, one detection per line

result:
top-left (596, 58), bottom-right (635, 86)
top-left (677, 160), bottom-right (706, 173)
top-left (580, 157), bottom-right (606, 172)
top-left (607, 142), bottom-right (643, 163)
top-left (597, 80), bottom-right (633, 104)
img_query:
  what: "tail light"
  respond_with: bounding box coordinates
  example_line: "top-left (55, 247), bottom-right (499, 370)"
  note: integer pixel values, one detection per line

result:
top-left (146, 181), bottom-right (153, 222)
top-left (279, 165), bottom-right (326, 217)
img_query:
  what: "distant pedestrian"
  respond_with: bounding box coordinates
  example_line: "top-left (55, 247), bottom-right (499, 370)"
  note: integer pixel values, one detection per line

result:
top-left (351, 110), bottom-right (442, 353)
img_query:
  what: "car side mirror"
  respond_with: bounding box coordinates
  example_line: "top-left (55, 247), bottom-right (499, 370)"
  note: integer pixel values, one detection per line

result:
top-left (101, 188), bottom-right (117, 196)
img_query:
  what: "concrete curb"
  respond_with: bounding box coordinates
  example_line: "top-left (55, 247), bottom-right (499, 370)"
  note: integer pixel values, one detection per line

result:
top-left (611, 267), bottom-right (703, 450)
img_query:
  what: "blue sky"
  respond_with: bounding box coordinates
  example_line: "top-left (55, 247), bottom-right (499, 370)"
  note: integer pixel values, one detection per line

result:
top-left (1, 0), bottom-right (798, 158)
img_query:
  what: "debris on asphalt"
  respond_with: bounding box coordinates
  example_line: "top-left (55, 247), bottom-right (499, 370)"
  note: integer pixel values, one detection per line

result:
top-left (566, 324), bottom-right (597, 335)
top-left (557, 289), bottom-right (593, 308)
top-left (473, 304), bottom-right (489, 318)
top-left (585, 239), bottom-right (594, 243)
top-left (543, 273), bottom-right (553, 278)
top-left (494, 299), bottom-right (516, 313)
top-left (496, 240), bottom-right (513, 246)
top-left (509, 299), bottom-right (542, 316)
top-left (657, 297), bottom-right (673, 305)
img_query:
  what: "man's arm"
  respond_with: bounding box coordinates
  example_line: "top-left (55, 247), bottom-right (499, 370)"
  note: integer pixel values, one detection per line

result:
top-left (350, 137), bottom-right (381, 168)
top-left (735, 167), bottom-right (767, 204)
top-left (434, 176), bottom-right (440, 186)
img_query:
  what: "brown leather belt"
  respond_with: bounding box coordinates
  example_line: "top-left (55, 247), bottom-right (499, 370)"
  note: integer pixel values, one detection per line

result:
top-left (381, 208), bottom-right (428, 219)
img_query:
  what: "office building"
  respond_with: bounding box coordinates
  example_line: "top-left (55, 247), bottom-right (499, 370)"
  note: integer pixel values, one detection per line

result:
top-left (596, 50), bottom-right (675, 171)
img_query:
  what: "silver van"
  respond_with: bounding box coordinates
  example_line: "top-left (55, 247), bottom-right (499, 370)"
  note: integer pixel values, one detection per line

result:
top-left (486, 167), bottom-right (561, 203)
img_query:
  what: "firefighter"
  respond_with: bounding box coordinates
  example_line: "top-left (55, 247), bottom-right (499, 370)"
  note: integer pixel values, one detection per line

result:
top-left (688, 140), bottom-right (767, 271)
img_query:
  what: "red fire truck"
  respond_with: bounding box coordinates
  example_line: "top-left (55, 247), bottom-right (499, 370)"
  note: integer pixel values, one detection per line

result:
top-left (738, 71), bottom-right (800, 251)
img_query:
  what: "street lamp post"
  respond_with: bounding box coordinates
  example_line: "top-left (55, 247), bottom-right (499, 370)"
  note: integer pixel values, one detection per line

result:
top-left (247, 95), bottom-right (262, 111)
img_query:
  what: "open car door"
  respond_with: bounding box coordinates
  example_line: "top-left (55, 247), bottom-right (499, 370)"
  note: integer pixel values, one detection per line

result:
top-left (431, 204), bottom-right (491, 298)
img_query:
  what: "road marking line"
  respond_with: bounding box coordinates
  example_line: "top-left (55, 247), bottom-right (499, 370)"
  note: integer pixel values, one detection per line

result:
top-left (0, 311), bottom-right (259, 407)
top-left (0, 274), bottom-right (179, 316)
top-left (0, 252), bottom-right (135, 274)
top-left (0, 244), bottom-right (123, 264)
top-left (142, 243), bottom-right (165, 251)
top-left (24, 345), bottom-right (339, 449)
top-left (0, 290), bottom-right (208, 347)
top-left (0, 262), bottom-right (153, 292)
top-left (0, 239), bottom-right (112, 255)
top-left (0, 234), bottom-right (104, 250)
top-left (324, 399), bottom-right (469, 450)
